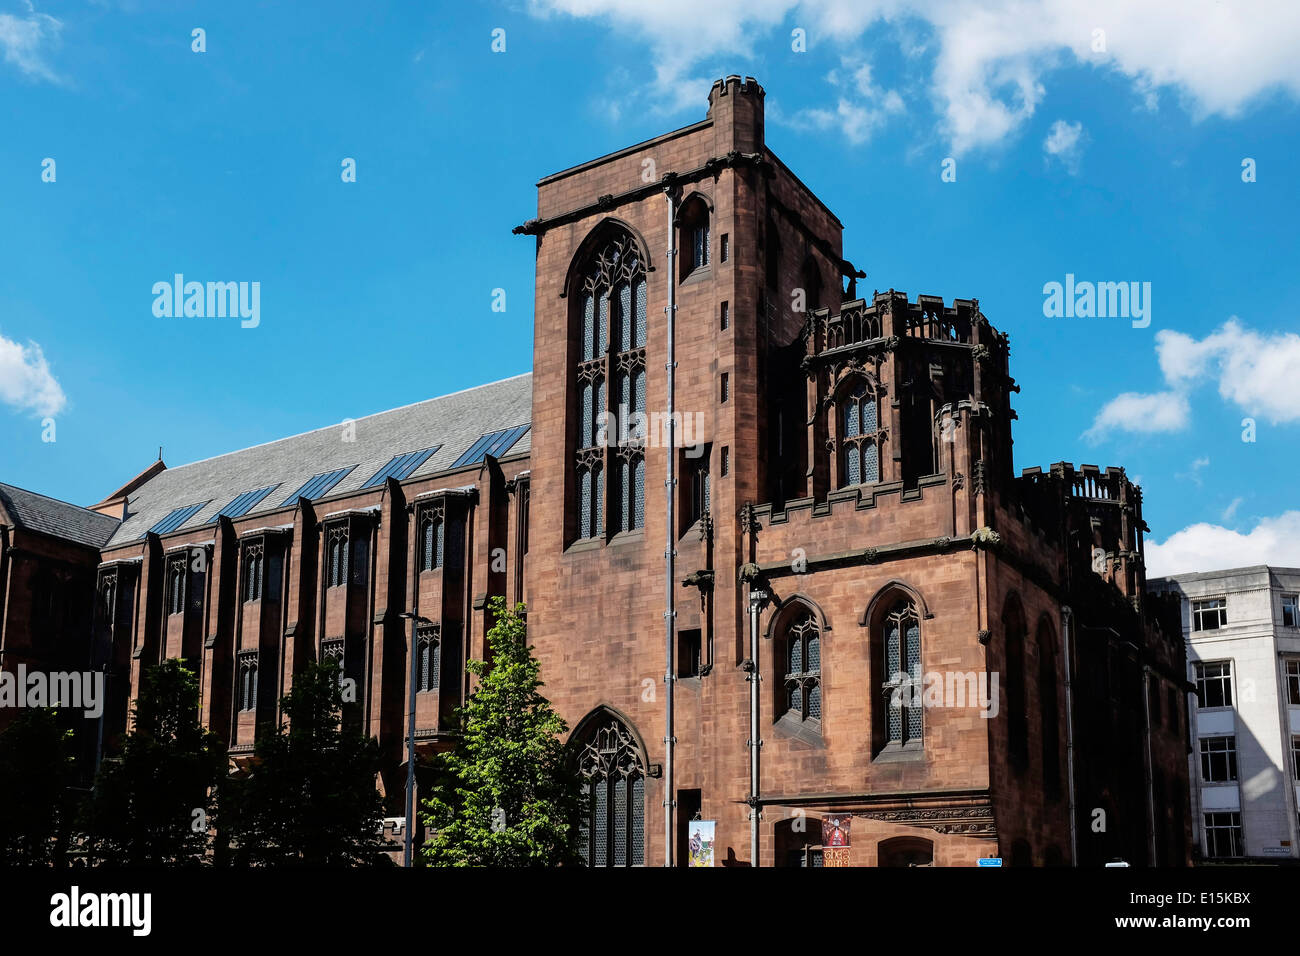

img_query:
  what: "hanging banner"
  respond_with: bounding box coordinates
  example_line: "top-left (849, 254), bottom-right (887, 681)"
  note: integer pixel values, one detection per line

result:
top-left (821, 815), bottom-right (852, 867)
top-left (688, 820), bottom-right (716, 867)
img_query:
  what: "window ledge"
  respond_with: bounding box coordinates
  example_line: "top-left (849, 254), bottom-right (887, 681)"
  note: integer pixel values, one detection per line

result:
top-left (772, 713), bottom-right (824, 748)
top-left (680, 266), bottom-right (712, 287)
top-left (872, 742), bottom-right (925, 764)
top-left (565, 536), bottom-right (604, 555)
top-left (609, 529), bottom-right (645, 548)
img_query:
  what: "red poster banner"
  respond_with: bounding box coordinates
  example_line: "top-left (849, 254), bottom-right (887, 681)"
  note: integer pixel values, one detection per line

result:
top-left (821, 815), bottom-right (852, 866)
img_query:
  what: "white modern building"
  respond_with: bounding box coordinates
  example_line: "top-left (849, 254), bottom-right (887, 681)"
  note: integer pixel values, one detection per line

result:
top-left (1148, 566), bottom-right (1300, 862)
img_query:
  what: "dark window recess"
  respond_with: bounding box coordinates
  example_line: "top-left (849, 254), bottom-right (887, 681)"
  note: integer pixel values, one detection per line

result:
top-left (719, 234), bottom-right (729, 263)
top-left (420, 512), bottom-right (444, 572)
top-left (243, 549), bottom-right (263, 603)
top-left (688, 458), bottom-right (710, 524)
top-left (678, 628), bottom-right (702, 678)
top-left (720, 300), bottom-right (729, 330)
top-left (327, 528), bottom-right (349, 588)
top-left (720, 372), bottom-right (730, 404)
top-left (720, 447), bottom-right (729, 477)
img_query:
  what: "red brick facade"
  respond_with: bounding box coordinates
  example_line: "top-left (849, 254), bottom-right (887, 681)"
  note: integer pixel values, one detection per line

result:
top-left (23, 76), bottom-right (1190, 866)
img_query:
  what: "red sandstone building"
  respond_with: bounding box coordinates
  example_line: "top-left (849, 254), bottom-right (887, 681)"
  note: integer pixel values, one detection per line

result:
top-left (4, 77), bottom-right (1190, 866)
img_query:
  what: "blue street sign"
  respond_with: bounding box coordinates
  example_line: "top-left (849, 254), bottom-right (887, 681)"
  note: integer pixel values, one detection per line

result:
top-left (978, 858), bottom-right (1003, 867)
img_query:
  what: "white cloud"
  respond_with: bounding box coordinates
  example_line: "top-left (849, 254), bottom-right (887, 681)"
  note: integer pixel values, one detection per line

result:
top-left (528, 0), bottom-right (1300, 154)
top-left (1084, 390), bottom-right (1188, 442)
top-left (1087, 318), bottom-right (1300, 439)
top-left (1155, 319), bottom-right (1300, 424)
top-left (0, 1), bottom-right (62, 83)
top-left (1146, 511), bottom-right (1300, 577)
top-left (777, 56), bottom-right (905, 143)
top-left (0, 333), bottom-right (66, 417)
top-left (1043, 118), bottom-right (1084, 172)
top-left (1221, 497), bottom-right (1242, 523)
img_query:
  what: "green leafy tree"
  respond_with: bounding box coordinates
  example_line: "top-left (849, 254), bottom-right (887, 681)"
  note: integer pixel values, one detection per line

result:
top-left (223, 660), bottom-right (389, 866)
top-left (422, 598), bottom-right (585, 866)
top-left (86, 659), bottom-right (224, 866)
top-left (0, 708), bottom-right (77, 865)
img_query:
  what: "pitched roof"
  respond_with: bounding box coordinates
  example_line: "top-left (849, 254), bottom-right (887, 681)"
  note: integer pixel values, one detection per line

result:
top-left (104, 373), bottom-right (533, 548)
top-left (0, 482), bottom-right (121, 549)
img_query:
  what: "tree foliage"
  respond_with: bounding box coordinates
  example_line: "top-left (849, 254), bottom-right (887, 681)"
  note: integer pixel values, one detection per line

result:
top-left (223, 660), bottom-right (389, 866)
top-left (86, 659), bottom-right (224, 866)
top-left (422, 598), bottom-right (585, 866)
top-left (0, 708), bottom-right (77, 865)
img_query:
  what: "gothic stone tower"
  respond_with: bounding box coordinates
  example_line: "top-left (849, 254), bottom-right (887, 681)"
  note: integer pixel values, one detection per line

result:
top-left (518, 76), bottom-right (1189, 867)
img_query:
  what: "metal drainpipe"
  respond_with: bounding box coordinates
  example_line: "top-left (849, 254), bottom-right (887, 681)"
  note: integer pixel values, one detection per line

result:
top-left (748, 582), bottom-right (766, 866)
top-left (663, 184), bottom-right (679, 867)
top-left (1061, 605), bottom-right (1079, 865)
top-left (1141, 663), bottom-right (1158, 865)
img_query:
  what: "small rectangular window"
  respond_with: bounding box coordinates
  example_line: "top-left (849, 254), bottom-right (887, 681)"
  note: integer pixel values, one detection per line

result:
top-left (1204, 812), bottom-right (1243, 857)
top-left (1193, 598), bottom-right (1228, 631)
top-left (1200, 735), bottom-right (1238, 782)
top-left (720, 372), bottom-right (729, 404)
top-left (720, 301), bottom-right (729, 331)
top-left (1292, 736), bottom-right (1300, 780)
top-left (678, 628), bottom-right (702, 678)
top-left (1286, 659), bottom-right (1300, 707)
top-left (1195, 660), bottom-right (1233, 709)
top-left (1283, 594), bottom-right (1299, 628)
top-left (720, 447), bottom-right (729, 477)
top-left (720, 234), bottom-right (729, 262)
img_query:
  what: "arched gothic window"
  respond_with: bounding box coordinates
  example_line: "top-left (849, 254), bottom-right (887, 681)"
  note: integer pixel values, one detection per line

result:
top-left (167, 560), bottom-right (186, 616)
top-left (777, 607), bottom-right (821, 725)
top-left (420, 507), bottom-right (444, 572)
top-left (416, 624), bottom-right (440, 694)
top-left (243, 546), bottom-right (263, 603)
top-left (678, 196), bottom-right (710, 277)
top-left (839, 380), bottom-right (879, 487)
top-left (237, 651), bottom-right (258, 712)
top-left (327, 526), bottom-right (348, 588)
top-left (1004, 597), bottom-right (1029, 769)
top-left (1038, 618), bottom-right (1061, 798)
top-left (576, 714), bottom-right (646, 866)
top-left (572, 230), bottom-right (646, 541)
top-left (879, 599), bottom-right (922, 749)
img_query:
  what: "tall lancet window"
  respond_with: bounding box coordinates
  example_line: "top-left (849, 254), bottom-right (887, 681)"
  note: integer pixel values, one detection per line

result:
top-left (572, 229), bottom-right (646, 541)
top-left (840, 379), bottom-right (880, 487)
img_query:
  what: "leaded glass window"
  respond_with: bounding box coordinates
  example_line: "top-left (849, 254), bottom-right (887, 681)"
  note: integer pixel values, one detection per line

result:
top-left (237, 651), bottom-right (258, 712)
top-left (576, 715), bottom-right (646, 867)
top-left (243, 546), bottom-right (263, 603)
top-left (780, 609), bottom-right (822, 723)
top-left (327, 526), bottom-right (348, 588)
top-left (417, 624), bottom-right (440, 694)
top-left (573, 230), bottom-right (646, 541)
top-left (419, 509), bottom-right (444, 572)
top-left (840, 380), bottom-right (880, 488)
top-left (881, 600), bottom-right (922, 746)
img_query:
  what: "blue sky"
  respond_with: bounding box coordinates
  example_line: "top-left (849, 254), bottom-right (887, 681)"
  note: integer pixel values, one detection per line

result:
top-left (1, 0), bottom-right (1297, 575)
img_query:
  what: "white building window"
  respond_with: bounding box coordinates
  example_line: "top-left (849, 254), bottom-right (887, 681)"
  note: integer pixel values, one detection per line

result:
top-left (1200, 735), bottom-right (1238, 782)
top-left (1203, 812), bottom-right (1243, 858)
top-left (1287, 660), bottom-right (1300, 707)
top-left (1192, 598), bottom-right (1227, 631)
top-left (1194, 660), bottom-right (1233, 709)
top-left (1283, 594), bottom-right (1299, 629)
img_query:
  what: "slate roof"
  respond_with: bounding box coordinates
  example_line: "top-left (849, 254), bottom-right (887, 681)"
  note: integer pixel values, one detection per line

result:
top-left (104, 373), bottom-right (533, 548)
top-left (0, 483), bottom-right (120, 549)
